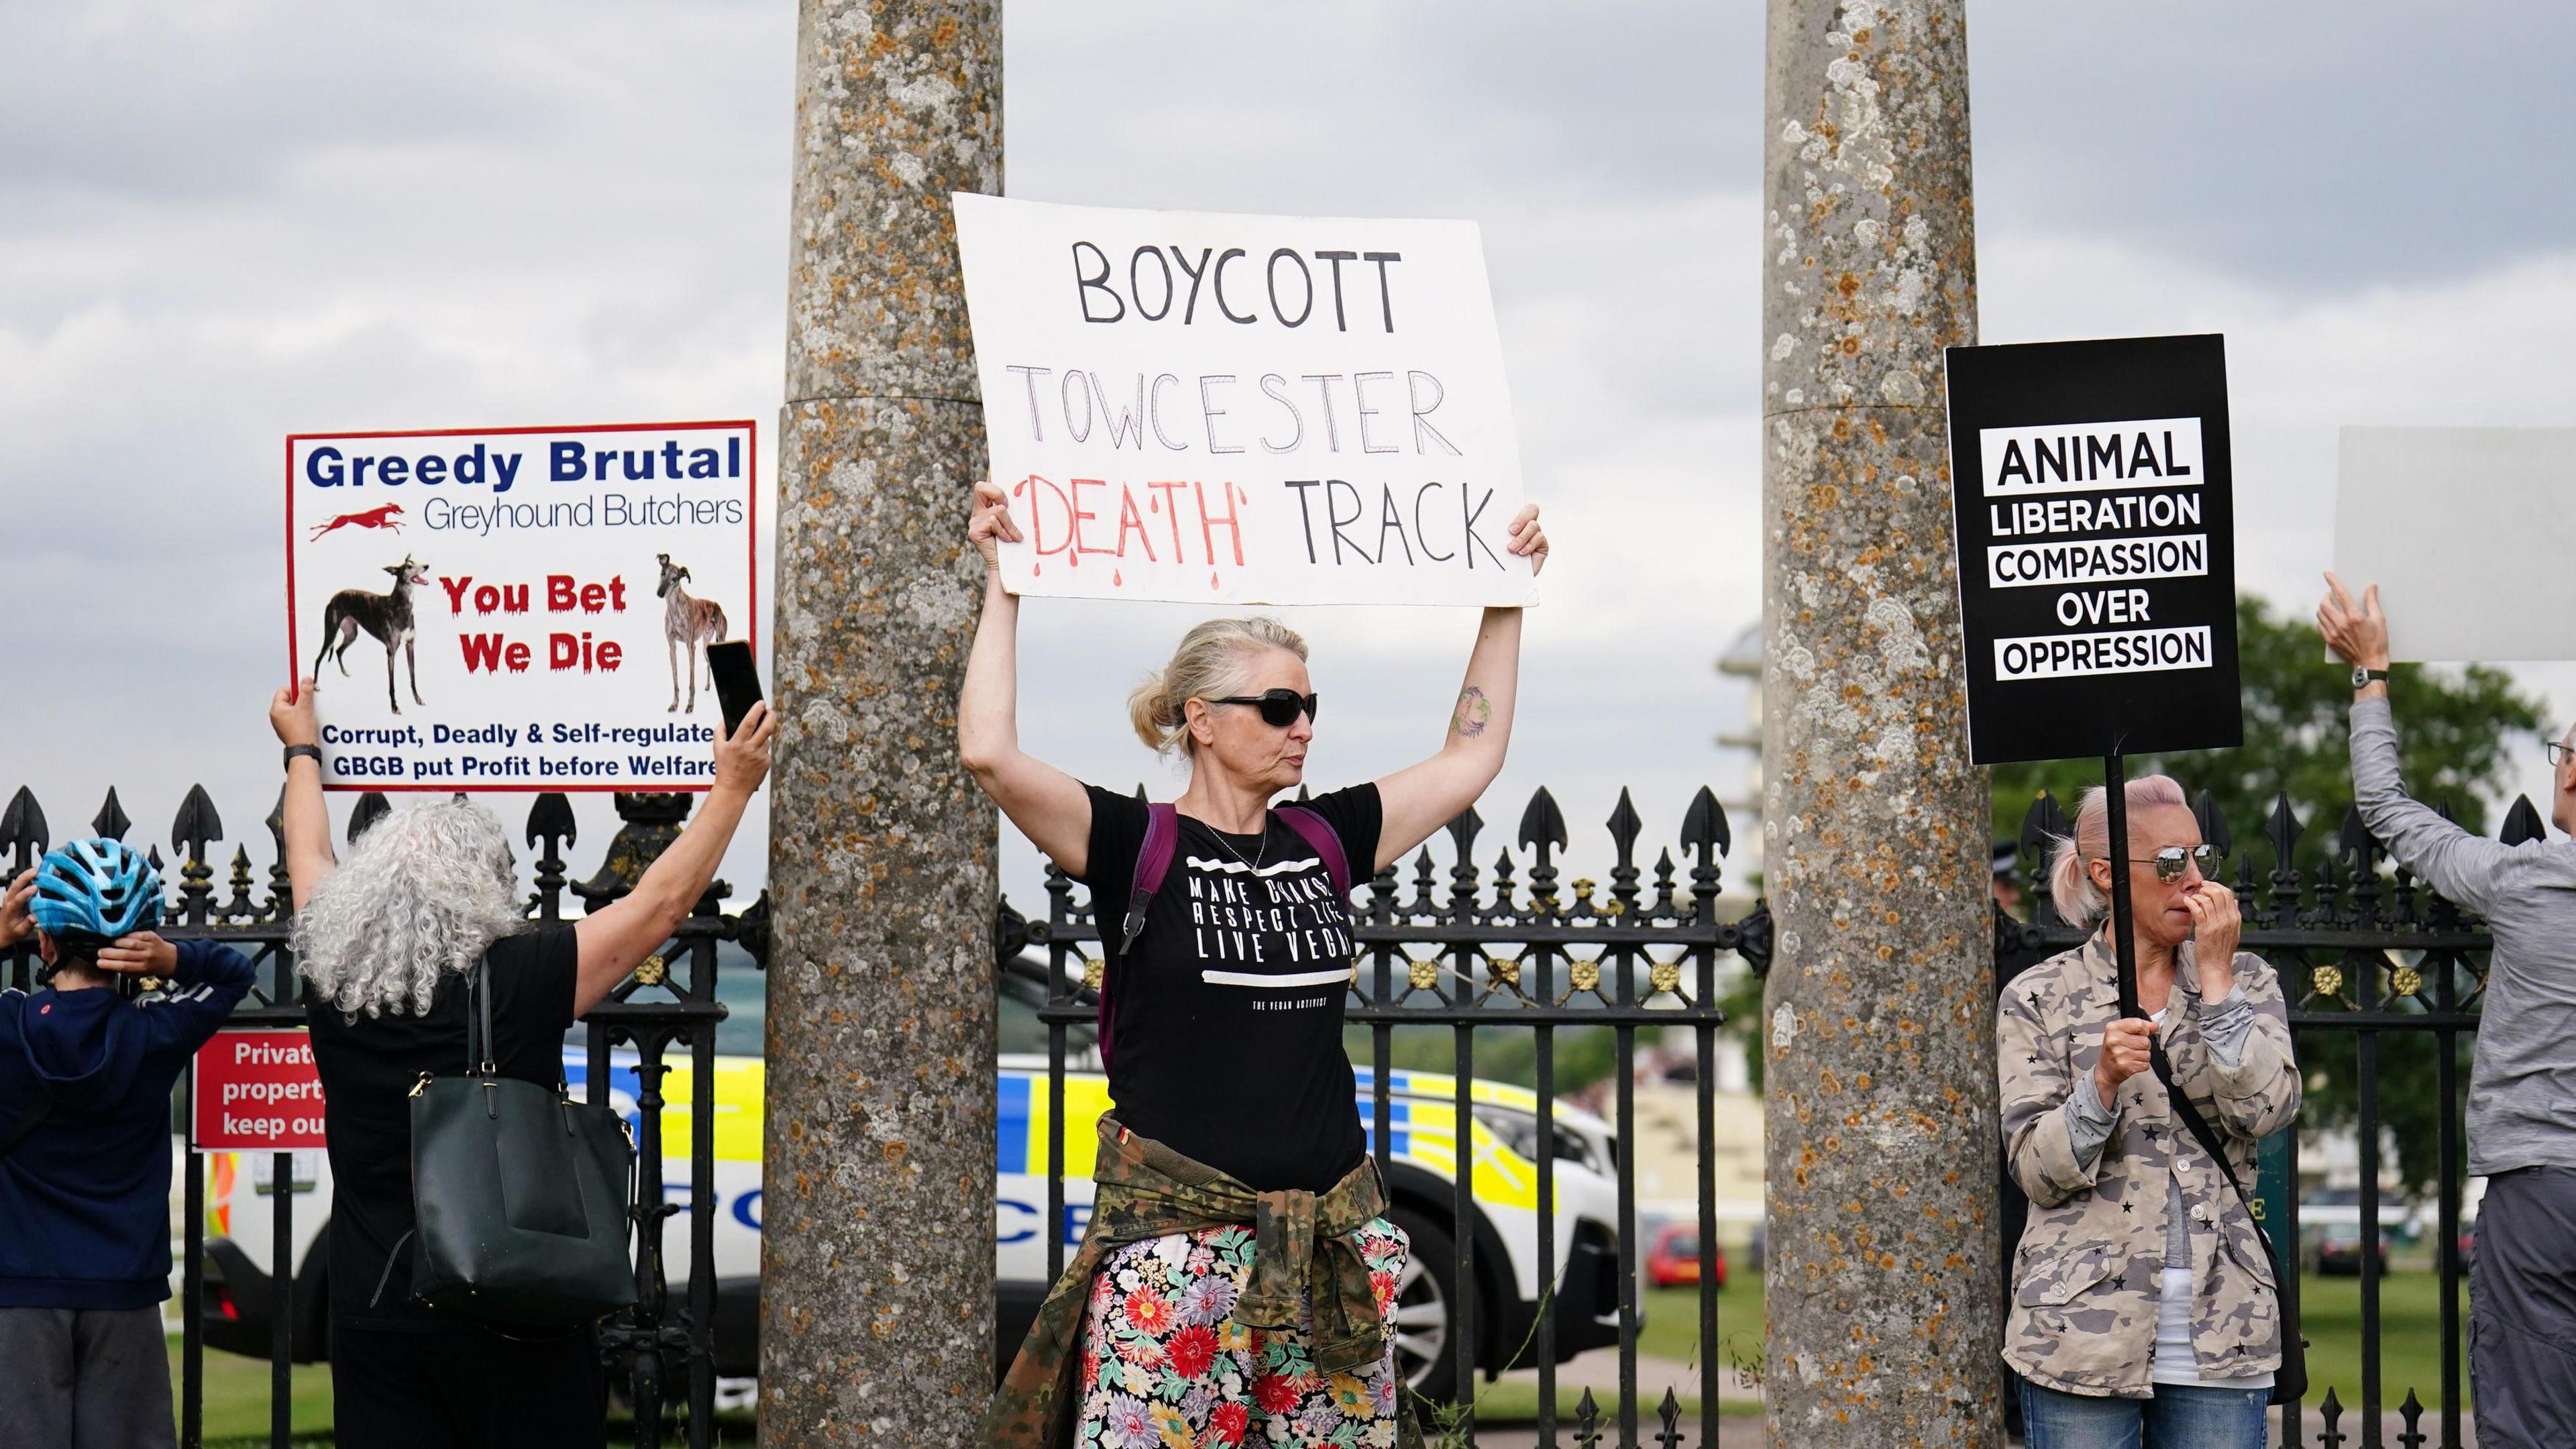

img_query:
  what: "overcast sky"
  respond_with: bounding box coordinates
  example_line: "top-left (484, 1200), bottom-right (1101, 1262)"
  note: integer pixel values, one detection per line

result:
top-left (7, 1), bottom-right (2574, 913)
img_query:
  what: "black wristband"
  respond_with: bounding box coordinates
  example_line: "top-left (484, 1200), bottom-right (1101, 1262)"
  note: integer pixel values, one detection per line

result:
top-left (283, 744), bottom-right (323, 769)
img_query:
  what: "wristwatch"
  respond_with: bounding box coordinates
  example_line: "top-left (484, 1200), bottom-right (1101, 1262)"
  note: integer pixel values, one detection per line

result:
top-left (2351, 666), bottom-right (2390, 689)
top-left (283, 744), bottom-right (323, 769)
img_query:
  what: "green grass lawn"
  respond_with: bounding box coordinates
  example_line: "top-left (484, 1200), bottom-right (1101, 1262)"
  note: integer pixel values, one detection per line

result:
top-left (2296, 1267), bottom-right (2472, 1414)
top-left (173, 1338), bottom-right (333, 1447)
top-left (171, 1265), bottom-right (2470, 1440)
top-left (1468, 1275), bottom-right (1766, 1426)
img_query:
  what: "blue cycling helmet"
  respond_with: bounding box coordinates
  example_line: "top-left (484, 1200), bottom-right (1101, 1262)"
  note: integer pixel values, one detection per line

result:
top-left (32, 838), bottom-right (162, 943)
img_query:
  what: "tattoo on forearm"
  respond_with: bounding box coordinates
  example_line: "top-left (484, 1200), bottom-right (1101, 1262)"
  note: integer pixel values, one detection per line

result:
top-left (1452, 686), bottom-right (1493, 739)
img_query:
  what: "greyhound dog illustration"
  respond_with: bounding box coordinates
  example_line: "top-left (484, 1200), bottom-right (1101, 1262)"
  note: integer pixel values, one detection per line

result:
top-left (655, 553), bottom-right (729, 713)
top-left (308, 503), bottom-right (405, 541)
top-left (314, 555), bottom-right (431, 714)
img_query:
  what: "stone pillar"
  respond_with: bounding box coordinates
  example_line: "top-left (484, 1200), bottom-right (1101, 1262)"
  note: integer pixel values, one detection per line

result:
top-left (1758, 1), bottom-right (1998, 1444)
top-left (762, 3), bottom-right (1001, 1444)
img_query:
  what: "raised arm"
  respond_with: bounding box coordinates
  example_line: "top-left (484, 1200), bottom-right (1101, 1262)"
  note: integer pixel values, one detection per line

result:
top-left (572, 704), bottom-right (773, 1016)
top-left (957, 479), bottom-right (1092, 874)
top-left (1370, 505), bottom-right (1548, 872)
top-left (269, 678), bottom-right (337, 912)
top-left (2319, 573), bottom-right (2512, 916)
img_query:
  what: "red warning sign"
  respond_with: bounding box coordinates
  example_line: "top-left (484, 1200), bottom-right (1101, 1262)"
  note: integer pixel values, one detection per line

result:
top-left (192, 1030), bottom-right (327, 1150)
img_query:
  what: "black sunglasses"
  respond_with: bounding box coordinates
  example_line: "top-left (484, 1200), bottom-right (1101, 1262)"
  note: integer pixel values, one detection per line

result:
top-left (2093, 843), bottom-right (2222, 883)
top-left (1211, 689), bottom-right (1319, 728)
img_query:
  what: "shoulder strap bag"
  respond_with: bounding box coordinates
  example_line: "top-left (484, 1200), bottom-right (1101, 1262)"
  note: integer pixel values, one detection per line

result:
top-left (2156, 1051), bottom-right (2308, 1405)
top-left (402, 957), bottom-right (637, 1325)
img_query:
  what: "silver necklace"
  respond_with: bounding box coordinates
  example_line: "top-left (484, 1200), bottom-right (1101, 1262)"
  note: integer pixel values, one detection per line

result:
top-left (1202, 811), bottom-right (1271, 873)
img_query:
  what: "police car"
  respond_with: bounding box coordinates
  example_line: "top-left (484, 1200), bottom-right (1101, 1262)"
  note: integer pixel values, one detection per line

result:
top-left (198, 945), bottom-right (1625, 1399)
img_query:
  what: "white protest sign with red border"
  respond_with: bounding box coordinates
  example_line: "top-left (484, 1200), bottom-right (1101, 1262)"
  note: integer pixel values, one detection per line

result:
top-left (286, 421), bottom-right (758, 792)
top-left (953, 194), bottom-right (1538, 608)
top-left (192, 1030), bottom-right (327, 1150)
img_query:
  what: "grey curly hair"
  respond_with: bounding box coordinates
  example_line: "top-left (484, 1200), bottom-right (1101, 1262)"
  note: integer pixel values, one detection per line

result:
top-left (291, 798), bottom-right (527, 1018)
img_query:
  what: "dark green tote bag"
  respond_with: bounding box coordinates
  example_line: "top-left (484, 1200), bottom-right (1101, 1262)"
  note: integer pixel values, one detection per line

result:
top-left (404, 958), bottom-right (637, 1325)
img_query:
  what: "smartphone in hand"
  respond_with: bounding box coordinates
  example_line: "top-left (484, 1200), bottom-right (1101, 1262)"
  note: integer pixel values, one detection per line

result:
top-left (705, 641), bottom-right (763, 739)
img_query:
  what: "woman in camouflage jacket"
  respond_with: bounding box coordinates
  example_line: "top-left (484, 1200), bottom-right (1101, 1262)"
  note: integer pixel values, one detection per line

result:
top-left (1997, 774), bottom-right (2300, 1447)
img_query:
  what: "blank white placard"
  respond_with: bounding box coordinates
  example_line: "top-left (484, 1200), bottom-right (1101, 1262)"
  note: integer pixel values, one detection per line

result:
top-left (2334, 427), bottom-right (2576, 662)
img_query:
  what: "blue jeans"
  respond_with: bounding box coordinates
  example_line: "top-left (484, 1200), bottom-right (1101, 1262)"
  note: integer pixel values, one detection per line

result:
top-left (2020, 1378), bottom-right (2268, 1449)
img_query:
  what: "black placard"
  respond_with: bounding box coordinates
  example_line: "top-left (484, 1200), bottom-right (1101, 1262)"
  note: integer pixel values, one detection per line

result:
top-left (1943, 334), bottom-right (2242, 764)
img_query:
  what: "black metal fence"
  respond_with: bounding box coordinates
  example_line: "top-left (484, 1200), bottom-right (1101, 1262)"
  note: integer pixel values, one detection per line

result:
top-left (2000, 787), bottom-right (2509, 1449)
top-left (1019, 785), bottom-right (1768, 1449)
top-left (0, 784), bottom-right (754, 1449)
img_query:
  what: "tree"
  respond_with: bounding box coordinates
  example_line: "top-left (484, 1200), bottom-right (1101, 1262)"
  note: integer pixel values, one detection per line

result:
top-left (1991, 593), bottom-right (2549, 1192)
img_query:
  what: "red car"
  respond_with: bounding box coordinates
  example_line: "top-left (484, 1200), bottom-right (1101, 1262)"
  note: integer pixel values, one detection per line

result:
top-left (1645, 1223), bottom-right (1727, 1289)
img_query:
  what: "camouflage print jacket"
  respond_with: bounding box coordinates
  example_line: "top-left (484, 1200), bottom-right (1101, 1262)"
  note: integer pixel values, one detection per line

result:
top-left (976, 1115), bottom-right (1421, 1449)
top-left (1996, 932), bottom-right (2300, 1397)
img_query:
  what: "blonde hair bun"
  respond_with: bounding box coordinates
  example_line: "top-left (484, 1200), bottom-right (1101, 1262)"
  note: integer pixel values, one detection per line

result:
top-left (1128, 617), bottom-right (1309, 757)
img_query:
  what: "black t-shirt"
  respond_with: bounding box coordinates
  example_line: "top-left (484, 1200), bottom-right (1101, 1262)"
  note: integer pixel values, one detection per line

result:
top-left (1079, 784), bottom-right (1382, 1193)
top-left (304, 925), bottom-right (580, 1330)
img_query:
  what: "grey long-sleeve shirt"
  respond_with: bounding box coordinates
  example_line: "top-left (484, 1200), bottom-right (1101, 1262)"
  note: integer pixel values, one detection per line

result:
top-left (2353, 696), bottom-right (2576, 1176)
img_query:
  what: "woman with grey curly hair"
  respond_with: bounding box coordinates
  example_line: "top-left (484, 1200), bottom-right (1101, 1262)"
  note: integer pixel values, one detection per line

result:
top-left (269, 674), bottom-right (772, 1449)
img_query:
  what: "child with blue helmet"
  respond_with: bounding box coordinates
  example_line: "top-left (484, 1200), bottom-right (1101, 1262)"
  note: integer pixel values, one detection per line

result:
top-left (0, 841), bottom-right (254, 1449)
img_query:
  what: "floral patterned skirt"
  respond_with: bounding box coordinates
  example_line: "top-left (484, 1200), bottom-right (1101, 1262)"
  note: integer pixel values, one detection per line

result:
top-left (1074, 1217), bottom-right (1411, 1448)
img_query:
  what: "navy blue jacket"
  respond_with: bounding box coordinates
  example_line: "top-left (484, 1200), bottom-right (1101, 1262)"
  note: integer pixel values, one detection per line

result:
top-left (0, 940), bottom-right (254, 1307)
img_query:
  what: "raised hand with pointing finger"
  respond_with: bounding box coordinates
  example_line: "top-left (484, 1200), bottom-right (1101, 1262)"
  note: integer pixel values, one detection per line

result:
top-left (2316, 570), bottom-right (2391, 677)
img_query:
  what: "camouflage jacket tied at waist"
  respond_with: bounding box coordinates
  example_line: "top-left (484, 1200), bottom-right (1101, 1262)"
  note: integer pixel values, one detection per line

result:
top-left (1996, 932), bottom-right (2302, 1399)
top-left (976, 1114), bottom-right (1420, 1449)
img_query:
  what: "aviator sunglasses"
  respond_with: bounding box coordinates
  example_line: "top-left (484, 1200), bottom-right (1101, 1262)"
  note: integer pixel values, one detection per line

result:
top-left (1210, 688), bottom-right (1320, 728)
top-left (2092, 843), bottom-right (2223, 883)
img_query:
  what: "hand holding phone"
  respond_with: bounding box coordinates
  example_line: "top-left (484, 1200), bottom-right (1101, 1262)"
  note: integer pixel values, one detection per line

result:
top-left (706, 641), bottom-right (763, 740)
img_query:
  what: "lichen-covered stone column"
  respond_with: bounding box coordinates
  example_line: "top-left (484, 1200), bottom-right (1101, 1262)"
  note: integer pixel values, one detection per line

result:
top-left (763, 3), bottom-right (1000, 1444)
top-left (1759, 1), bottom-right (1999, 1444)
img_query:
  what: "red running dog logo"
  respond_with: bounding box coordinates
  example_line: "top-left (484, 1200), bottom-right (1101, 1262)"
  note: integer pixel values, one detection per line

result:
top-left (309, 503), bottom-right (405, 541)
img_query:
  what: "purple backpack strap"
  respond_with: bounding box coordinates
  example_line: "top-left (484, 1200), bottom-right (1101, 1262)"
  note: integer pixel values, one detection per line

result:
top-left (1103, 803), bottom-right (1181, 1074)
top-left (1275, 804), bottom-right (1353, 900)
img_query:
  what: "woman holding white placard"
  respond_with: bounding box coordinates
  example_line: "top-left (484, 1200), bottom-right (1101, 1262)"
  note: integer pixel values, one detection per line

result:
top-left (962, 478), bottom-right (1545, 1448)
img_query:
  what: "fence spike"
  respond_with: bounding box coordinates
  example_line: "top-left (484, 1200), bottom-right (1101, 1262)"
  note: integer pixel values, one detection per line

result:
top-left (1651, 847), bottom-right (1679, 919)
top-left (1447, 803), bottom-right (1485, 860)
top-left (1445, 807), bottom-right (1485, 922)
top-left (2266, 792), bottom-right (2306, 920)
top-left (92, 788), bottom-right (131, 842)
top-left (1573, 1386), bottom-right (1601, 1446)
top-left (1607, 789), bottom-right (1644, 912)
top-left (1607, 788), bottom-right (1643, 863)
top-left (1680, 784), bottom-right (1729, 859)
top-left (347, 792), bottom-right (391, 843)
top-left (2019, 790), bottom-right (2070, 860)
top-left (2500, 794), bottom-right (2546, 846)
top-left (2265, 790), bottom-right (2304, 867)
top-left (1655, 1385), bottom-right (1685, 1446)
top-left (2192, 787), bottom-right (2232, 861)
top-left (265, 787), bottom-right (294, 920)
top-left (2396, 1389), bottom-right (2424, 1449)
top-left (0, 787), bottom-right (46, 868)
top-left (525, 790), bottom-right (578, 851)
top-left (2317, 1385), bottom-right (2346, 1448)
top-left (1519, 784), bottom-right (1568, 853)
top-left (171, 784), bottom-right (222, 862)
